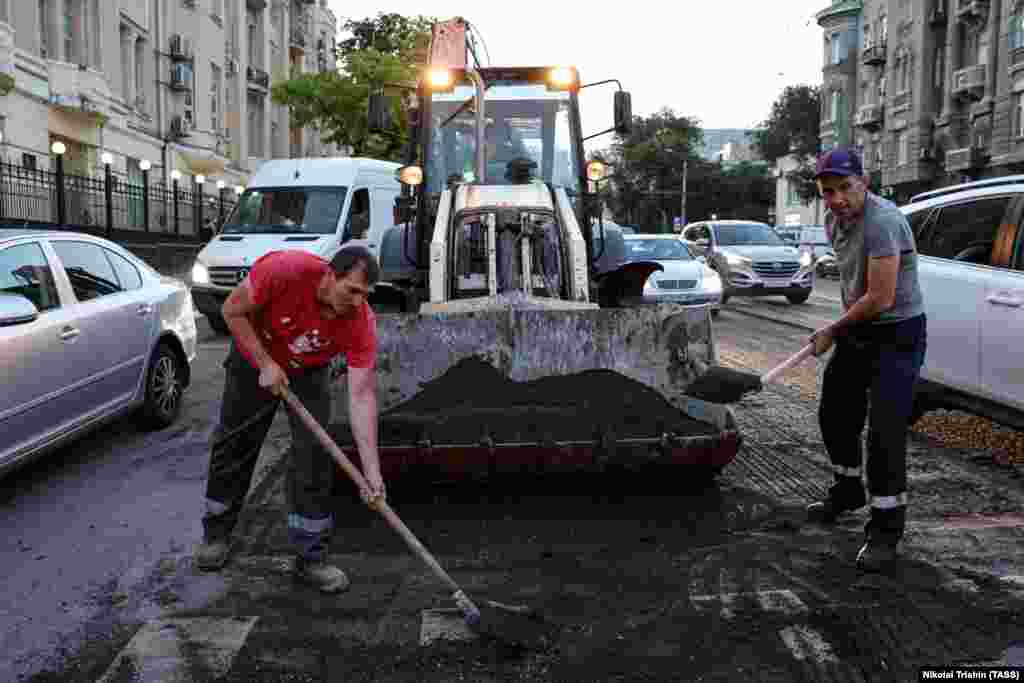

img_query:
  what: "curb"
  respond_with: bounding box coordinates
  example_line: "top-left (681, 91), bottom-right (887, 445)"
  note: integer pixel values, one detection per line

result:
top-left (722, 304), bottom-right (821, 334)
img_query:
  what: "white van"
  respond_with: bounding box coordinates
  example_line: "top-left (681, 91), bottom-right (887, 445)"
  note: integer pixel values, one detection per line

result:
top-left (189, 157), bottom-right (402, 333)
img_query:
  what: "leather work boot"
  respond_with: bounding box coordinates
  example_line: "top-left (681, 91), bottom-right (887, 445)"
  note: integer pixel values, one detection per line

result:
top-left (195, 538), bottom-right (232, 571)
top-left (294, 557), bottom-right (350, 593)
top-left (807, 480), bottom-right (866, 524)
top-left (856, 539), bottom-right (901, 572)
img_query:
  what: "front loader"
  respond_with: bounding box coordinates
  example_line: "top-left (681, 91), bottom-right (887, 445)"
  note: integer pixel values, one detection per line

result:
top-left (332, 39), bottom-right (741, 481)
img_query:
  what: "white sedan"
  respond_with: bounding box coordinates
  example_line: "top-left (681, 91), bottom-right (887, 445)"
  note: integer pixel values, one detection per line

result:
top-left (619, 234), bottom-right (723, 313)
top-left (0, 230), bottom-right (196, 477)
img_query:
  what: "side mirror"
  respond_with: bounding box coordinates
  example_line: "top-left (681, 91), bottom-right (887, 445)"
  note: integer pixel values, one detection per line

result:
top-left (614, 91), bottom-right (632, 136)
top-left (696, 238), bottom-right (710, 248)
top-left (0, 293), bottom-right (40, 327)
top-left (368, 93), bottom-right (392, 133)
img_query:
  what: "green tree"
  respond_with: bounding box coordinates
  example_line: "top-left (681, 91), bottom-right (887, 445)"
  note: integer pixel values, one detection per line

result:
top-left (271, 13), bottom-right (434, 160)
top-left (751, 85), bottom-right (821, 204)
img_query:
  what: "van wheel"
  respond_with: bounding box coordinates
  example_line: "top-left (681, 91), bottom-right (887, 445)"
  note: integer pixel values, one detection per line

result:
top-left (207, 314), bottom-right (230, 335)
top-left (141, 342), bottom-right (184, 429)
top-left (787, 293), bottom-right (810, 305)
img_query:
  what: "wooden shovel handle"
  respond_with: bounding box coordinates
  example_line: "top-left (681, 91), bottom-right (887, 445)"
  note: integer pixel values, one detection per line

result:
top-left (761, 343), bottom-right (815, 385)
top-left (280, 388), bottom-right (468, 599)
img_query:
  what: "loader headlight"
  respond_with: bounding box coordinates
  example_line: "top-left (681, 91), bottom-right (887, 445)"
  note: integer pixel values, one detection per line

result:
top-left (799, 252), bottom-right (813, 267)
top-left (586, 160), bottom-right (607, 182)
top-left (397, 165), bottom-right (424, 186)
top-left (547, 66), bottom-right (577, 90)
top-left (426, 68), bottom-right (455, 92)
top-left (191, 261), bottom-right (210, 285)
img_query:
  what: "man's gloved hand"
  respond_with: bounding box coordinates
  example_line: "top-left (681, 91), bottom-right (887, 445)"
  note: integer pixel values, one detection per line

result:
top-left (360, 470), bottom-right (387, 510)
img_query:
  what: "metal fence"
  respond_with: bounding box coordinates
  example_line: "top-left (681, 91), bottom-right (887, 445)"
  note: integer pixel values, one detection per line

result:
top-left (0, 160), bottom-right (238, 243)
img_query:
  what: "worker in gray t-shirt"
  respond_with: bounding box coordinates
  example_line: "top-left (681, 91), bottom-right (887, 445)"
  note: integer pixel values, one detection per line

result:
top-left (806, 147), bottom-right (927, 573)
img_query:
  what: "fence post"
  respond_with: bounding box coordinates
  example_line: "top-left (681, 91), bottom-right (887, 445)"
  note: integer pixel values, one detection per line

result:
top-left (194, 174), bottom-right (205, 236)
top-left (171, 170), bottom-right (181, 235)
top-left (217, 180), bottom-right (225, 228)
top-left (141, 160), bottom-right (151, 232)
top-left (102, 153), bottom-right (113, 236)
top-left (52, 142), bottom-right (67, 225)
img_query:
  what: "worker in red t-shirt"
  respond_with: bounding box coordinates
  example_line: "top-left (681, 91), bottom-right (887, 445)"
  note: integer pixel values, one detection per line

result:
top-left (195, 245), bottom-right (382, 594)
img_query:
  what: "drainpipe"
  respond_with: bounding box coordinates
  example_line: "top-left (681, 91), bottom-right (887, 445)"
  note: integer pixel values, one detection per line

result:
top-left (154, 0), bottom-right (168, 183)
top-left (984, 0), bottom-right (1001, 118)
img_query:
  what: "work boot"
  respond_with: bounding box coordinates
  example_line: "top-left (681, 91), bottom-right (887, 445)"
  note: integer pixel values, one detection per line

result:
top-left (807, 478), bottom-right (866, 524)
top-left (195, 537), bottom-right (232, 571)
top-left (294, 556), bottom-right (350, 593)
top-left (855, 538), bottom-right (901, 572)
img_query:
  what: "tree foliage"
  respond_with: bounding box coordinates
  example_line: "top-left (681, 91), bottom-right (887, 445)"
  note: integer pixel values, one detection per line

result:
top-left (751, 84), bottom-right (822, 204)
top-left (271, 13), bottom-right (434, 160)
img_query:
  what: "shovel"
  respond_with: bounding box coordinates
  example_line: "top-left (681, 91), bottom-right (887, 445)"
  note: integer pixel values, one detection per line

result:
top-left (280, 387), bottom-right (551, 649)
top-left (685, 342), bottom-right (817, 404)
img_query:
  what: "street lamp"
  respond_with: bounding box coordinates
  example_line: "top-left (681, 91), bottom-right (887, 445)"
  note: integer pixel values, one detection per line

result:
top-left (51, 141), bottom-right (67, 224)
top-left (170, 169), bottom-right (182, 235)
top-left (235, 185), bottom-right (244, 195)
top-left (102, 152), bottom-right (114, 234)
top-left (139, 159), bottom-right (152, 231)
top-left (217, 180), bottom-right (226, 227)
top-left (194, 174), bottom-right (205, 236)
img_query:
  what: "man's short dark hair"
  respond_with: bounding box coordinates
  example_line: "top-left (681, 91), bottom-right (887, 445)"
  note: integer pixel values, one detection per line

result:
top-left (330, 245), bottom-right (379, 286)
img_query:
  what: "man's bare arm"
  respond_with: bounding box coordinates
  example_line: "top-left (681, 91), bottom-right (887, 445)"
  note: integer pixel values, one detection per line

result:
top-left (830, 254), bottom-right (899, 331)
top-left (347, 366), bottom-right (381, 489)
top-left (222, 280), bottom-right (275, 370)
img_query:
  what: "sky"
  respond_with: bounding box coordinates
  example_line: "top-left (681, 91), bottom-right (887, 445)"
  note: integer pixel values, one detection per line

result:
top-left (327, 1), bottom-right (828, 147)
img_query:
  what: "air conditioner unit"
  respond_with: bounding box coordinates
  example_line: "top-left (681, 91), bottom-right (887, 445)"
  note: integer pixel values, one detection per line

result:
top-left (170, 34), bottom-right (183, 57)
top-left (172, 63), bottom-right (193, 90)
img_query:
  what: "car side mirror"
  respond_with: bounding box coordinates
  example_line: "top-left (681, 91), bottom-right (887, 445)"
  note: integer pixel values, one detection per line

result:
top-left (368, 93), bottom-right (392, 133)
top-left (696, 238), bottom-right (710, 248)
top-left (614, 91), bottom-right (632, 136)
top-left (0, 292), bottom-right (40, 327)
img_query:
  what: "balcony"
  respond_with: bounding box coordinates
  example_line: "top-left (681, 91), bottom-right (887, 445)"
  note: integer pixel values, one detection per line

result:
top-left (945, 145), bottom-right (989, 171)
top-left (956, 0), bottom-right (989, 25)
top-left (246, 65), bottom-right (270, 91)
top-left (952, 64), bottom-right (986, 101)
top-left (815, 0), bottom-right (863, 25)
top-left (246, 0), bottom-right (267, 10)
top-left (854, 103), bottom-right (884, 130)
top-left (48, 61), bottom-right (113, 111)
top-left (862, 43), bottom-right (887, 66)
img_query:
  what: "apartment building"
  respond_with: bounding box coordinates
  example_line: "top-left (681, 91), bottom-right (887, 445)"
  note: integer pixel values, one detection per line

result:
top-left (0, 0), bottom-right (338, 192)
top-left (816, 0), bottom-right (1024, 204)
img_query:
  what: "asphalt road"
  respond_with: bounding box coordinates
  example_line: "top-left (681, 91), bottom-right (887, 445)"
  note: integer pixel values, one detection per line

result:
top-left (2, 305), bottom-right (1023, 682)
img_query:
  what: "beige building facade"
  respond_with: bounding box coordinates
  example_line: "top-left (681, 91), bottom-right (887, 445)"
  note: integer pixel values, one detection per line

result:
top-left (0, 0), bottom-right (338, 192)
top-left (817, 0), bottom-right (1024, 203)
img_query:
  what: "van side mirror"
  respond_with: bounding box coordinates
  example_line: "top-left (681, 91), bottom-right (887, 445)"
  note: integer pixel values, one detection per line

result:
top-left (368, 93), bottom-right (391, 133)
top-left (614, 91), bottom-right (632, 136)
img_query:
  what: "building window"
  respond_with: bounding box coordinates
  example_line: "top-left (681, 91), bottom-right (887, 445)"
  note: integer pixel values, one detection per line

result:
top-left (878, 75), bottom-right (887, 101)
top-left (897, 131), bottom-right (908, 165)
top-left (830, 32), bottom-right (842, 65)
top-left (23, 153), bottom-right (36, 170)
top-left (38, 0), bottom-right (50, 58)
top-left (831, 91), bottom-right (840, 122)
top-left (211, 0), bottom-right (223, 22)
top-left (1011, 14), bottom-right (1024, 51)
top-left (135, 37), bottom-right (146, 111)
top-left (874, 143), bottom-right (884, 170)
top-left (879, 14), bottom-right (888, 44)
top-left (63, 0), bottom-right (73, 61)
top-left (120, 26), bottom-right (131, 101)
top-left (211, 64), bottom-right (222, 132)
top-left (247, 11), bottom-right (259, 66)
top-left (786, 181), bottom-right (800, 207)
top-left (1016, 91), bottom-right (1024, 138)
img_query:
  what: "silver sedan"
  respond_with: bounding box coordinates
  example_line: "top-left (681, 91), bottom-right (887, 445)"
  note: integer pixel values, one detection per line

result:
top-left (619, 234), bottom-right (723, 313)
top-left (0, 230), bottom-right (196, 477)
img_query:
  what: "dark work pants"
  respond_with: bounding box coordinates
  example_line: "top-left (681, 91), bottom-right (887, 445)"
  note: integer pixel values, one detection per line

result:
top-left (818, 314), bottom-right (927, 543)
top-left (202, 344), bottom-right (336, 562)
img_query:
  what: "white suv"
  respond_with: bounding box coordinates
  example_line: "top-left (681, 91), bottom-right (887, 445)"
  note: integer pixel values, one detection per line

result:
top-left (901, 176), bottom-right (1024, 428)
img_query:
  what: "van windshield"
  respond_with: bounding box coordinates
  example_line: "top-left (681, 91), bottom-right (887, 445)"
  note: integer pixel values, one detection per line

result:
top-left (222, 188), bottom-right (347, 234)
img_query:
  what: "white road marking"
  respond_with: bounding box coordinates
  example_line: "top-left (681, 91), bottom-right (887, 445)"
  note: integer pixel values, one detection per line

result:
top-left (690, 588), bottom-right (808, 619)
top-left (778, 625), bottom-right (839, 663)
top-left (1000, 575), bottom-right (1024, 588)
top-left (96, 616), bottom-right (258, 682)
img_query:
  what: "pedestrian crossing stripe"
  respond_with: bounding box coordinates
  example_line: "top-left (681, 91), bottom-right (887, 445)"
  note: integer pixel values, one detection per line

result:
top-left (96, 616), bottom-right (258, 683)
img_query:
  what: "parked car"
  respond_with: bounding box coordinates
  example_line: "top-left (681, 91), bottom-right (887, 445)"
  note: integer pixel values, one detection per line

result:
top-left (815, 249), bottom-right (839, 278)
top-left (900, 175), bottom-right (1024, 428)
top-left (681, 219), bottom-right (814, 304)
top-left (795, 225), bottom-right (832, 261)
top-left (773, 227), bottom-right (801, 245)
top-left (618, 234), bottom-right (723, 313)
top-left (0, 229), bottom-right (196, 477)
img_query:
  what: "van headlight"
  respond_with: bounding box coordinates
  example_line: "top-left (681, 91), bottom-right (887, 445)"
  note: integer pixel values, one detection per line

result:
top-left (799, 252), bottom-right (813, 267)
top-left (191, 261), bottom-right (210, 285)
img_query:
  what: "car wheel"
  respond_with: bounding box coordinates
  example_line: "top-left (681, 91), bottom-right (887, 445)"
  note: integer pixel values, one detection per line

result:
top-left (141, 342), bottom-right (184, 429)
top-left (207, 313), bottom-right (230, 335)
top-left (787, 293), bottom-right (810, 305)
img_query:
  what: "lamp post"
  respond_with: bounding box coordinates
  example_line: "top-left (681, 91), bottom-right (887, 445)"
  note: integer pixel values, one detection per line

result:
top-left (170, 169), bottom-right (181, 235)
top-left (51, 141), bottom-right (67, 225)
top-left (216, 179), bottom-right (226, 228)
top-left (194, 174), bottom-right (205, 236)
top-left (140, 159), bottom-right (151, 232)
top-left (101, 152), bottom-right (114, 235)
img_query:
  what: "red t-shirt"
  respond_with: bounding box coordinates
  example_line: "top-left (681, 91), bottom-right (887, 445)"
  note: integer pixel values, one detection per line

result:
top-left (238, 250), bottom-right (377, 373)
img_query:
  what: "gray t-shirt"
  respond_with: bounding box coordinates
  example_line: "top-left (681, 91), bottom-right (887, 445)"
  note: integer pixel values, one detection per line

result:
top-left (826, 192), bottom-right (924, 324)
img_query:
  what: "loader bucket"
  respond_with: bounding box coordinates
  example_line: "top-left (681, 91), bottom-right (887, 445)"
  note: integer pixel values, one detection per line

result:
top-left (328, 299), bottom-right (741, 481)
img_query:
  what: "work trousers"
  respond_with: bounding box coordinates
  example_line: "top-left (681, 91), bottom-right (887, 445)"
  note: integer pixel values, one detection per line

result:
top-left (818, 314), bottom-right (927, 543)
top-left (202, 344), bottom-right (337, 562)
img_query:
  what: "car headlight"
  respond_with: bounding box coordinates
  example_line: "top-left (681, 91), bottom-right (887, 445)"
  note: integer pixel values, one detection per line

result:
top-left (191, 261), bottom-right (210, 285)
top-left (724, 252), bottom-right (751, 267)
top-left (799, 252), bottom-right (813, 267)
top-left (643, 277), bottom-right (657, 293)
top-left (703, 269), bottom-right (722, 292)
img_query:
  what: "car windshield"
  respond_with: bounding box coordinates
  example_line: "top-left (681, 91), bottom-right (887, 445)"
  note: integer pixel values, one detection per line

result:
top-left (222, 188), bottom-right (347, 234)
top-left (624, 238), bottom-right (693, 261)
top-left (427, 81), bottom-right (580, 195)
top-left (715, 223), bottom-right (785, 246)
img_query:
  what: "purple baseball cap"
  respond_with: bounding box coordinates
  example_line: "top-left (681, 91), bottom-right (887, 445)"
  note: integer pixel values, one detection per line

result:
top-left (814, 147), bottom-right (864, 179)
